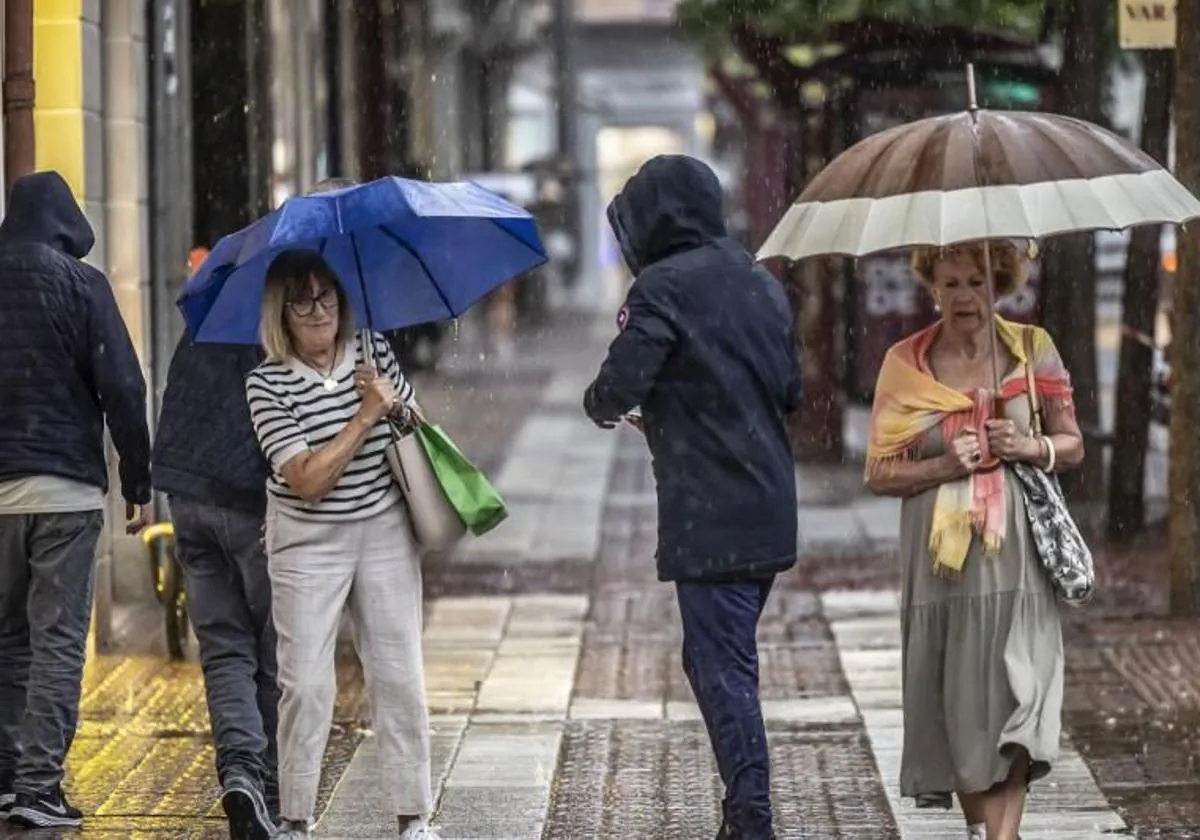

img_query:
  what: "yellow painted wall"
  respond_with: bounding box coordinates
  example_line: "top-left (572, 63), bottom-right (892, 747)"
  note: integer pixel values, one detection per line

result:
top-left (33, 0), bottom-right (85, 198)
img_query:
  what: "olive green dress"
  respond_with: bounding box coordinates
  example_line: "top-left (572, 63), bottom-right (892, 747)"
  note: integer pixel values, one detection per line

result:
top-left (898, 387), bottom-right (1064, 809)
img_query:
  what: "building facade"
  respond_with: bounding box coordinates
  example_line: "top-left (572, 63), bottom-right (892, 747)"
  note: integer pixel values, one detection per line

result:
top-left (571, 2), bottom-right (707, 312)
top-left (0, 0), bottom-right (338, 647)
top-left (3, 0), bottom-right (542, 646)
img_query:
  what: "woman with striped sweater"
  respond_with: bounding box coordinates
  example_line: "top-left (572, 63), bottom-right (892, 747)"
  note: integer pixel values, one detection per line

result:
top-left (246, 249), bottom-right (438, 840)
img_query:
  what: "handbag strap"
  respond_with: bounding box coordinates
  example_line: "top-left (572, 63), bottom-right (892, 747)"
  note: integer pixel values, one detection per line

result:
top-left (1023, 328), bottom-right (1043, 436)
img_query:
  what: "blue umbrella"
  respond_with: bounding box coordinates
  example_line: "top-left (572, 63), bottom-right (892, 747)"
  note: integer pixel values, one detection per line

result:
top-left (178, 176), bottom-right (547, 344)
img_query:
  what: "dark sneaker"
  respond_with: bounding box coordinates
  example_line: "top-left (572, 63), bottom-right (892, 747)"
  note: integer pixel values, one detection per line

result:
top-left (0, 773), bottom-right (12, 816)
top-left (7, 789), bottom-right (84, 828)
top-left (221, 775), bottom-right (277, 840)
top-left (716, 829), bottom-right (776, 840)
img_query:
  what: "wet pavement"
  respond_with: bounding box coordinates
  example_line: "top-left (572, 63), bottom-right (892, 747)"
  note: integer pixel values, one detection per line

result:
top-left (6, 314), bottom-right (1198, 838)
top-left (0, 655), bottom-right (364, 838)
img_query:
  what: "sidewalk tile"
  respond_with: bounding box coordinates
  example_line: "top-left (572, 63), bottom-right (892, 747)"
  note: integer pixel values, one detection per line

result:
top-left (760, 696), bottom-right (859, 724)
top-left (443, 725), bottom-right (562, 788)
top-left (797, 506), bottom-right (866, 547)
top-left (477, 655), bottom-right (579, 715)
top-left (424, 598), bottom-right (512, 645)
top-left (822, 590), bottom-right (901, 621)
top-left (316, 718), bottom-right (466, 837)
top-left (424, 650), bottom-right (494, 689)
top-left (568, 698), bottom-right (664, 720)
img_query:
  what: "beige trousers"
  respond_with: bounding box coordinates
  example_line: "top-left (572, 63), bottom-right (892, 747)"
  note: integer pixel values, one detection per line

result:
top-left (266, 500), bottom-right (432, 822)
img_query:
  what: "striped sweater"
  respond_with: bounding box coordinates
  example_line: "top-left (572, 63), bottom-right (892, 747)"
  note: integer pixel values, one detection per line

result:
top-left (245, 332), bottom-right (414, 521)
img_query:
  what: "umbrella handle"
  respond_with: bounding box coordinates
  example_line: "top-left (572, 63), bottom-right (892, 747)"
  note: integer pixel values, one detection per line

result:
top-left (359, 327), bottom-right (380, 373)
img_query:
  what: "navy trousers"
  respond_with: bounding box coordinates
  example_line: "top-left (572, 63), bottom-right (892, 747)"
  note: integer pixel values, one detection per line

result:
top-left (170, 497), bottom-right (279, 817)
top-left (677, 576), bottom-right (775, 840)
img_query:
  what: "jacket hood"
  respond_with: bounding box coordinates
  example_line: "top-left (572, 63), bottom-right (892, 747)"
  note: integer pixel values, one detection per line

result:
top-left (0, 171), bottom-right (95, 258)
top-left (607, 155), bottom-right (726, 274)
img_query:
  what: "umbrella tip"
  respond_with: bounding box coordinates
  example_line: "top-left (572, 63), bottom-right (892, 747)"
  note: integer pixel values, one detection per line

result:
top-left (966, 63), bottom-right (979, 112)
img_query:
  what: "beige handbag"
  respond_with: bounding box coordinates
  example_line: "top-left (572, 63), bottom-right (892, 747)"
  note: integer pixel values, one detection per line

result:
top-left (360, 329), bottom-right (466, 551)
top-left (385, 418), bottom-right (467, 551)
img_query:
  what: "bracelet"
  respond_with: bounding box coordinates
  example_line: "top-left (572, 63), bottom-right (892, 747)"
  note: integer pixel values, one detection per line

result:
top-left (386, 398), bottom-right (409, 424)
top-left (1041, 435), bottom-right (1056, 473)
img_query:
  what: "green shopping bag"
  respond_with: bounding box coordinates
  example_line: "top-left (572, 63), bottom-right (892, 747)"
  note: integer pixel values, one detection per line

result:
top-left (415, 425), bottom-right (508, 537)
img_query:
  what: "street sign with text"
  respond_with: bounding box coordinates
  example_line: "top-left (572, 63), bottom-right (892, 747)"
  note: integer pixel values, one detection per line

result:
top-left (1119, 1), bottom-right (1177, 49)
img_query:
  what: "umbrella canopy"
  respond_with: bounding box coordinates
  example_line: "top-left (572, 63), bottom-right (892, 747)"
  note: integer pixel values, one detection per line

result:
top-left (179, 176), bottom-right (547, 344)
top-left (759, 109), bottom-right (1200, 261)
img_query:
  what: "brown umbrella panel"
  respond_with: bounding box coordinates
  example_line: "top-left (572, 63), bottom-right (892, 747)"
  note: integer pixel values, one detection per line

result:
top-left (759, 109), bottom-right (1200, 261)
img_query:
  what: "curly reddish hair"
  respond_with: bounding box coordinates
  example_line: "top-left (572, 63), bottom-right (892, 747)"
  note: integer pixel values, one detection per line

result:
top-left (910, 240), bottom-right (1032, 299)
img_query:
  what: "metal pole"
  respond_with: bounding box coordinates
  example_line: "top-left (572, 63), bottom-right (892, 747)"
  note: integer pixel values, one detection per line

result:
top-left (323, 0), bottom-right (342, 177)
top-left (246, 0), bottom-right (273, 217)
top-left (552, 0), bottom-right (580, 292)
top-left (552, 0), bottom-right (576, 163)
top-left (3, 0), bottom-right (36, 189)
top-left (356, 0), bottom-right (387, 180)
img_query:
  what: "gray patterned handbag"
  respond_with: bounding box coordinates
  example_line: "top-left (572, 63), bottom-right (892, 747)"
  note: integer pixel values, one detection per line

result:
top-left (1010, 331), bottom-right (1095, 606)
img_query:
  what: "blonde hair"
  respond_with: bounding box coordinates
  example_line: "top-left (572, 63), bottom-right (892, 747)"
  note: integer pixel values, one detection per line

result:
top-left (259, 250), bottom-right (355, 362)
top-left (910, 240), bottom-right (1031, 299)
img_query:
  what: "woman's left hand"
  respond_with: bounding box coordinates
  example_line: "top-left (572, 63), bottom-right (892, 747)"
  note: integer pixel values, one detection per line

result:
top-left (353, 364), bottom-right (375, 396)
top-left (354, 365), bottom-right (398, 423)
top-left (984, 419), bottom-right (1038, 462)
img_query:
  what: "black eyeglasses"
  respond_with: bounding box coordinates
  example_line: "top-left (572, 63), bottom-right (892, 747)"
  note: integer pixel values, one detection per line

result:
top-left (287, 287), bottom-right (339, 317)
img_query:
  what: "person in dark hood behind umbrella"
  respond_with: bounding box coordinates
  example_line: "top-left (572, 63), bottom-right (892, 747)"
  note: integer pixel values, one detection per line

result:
top-left (0, 171), bottom-right (152, 829)
top-left (584, 155), bottom-right (802, 840)
top-left (151, 326), bottom-right (278, 840)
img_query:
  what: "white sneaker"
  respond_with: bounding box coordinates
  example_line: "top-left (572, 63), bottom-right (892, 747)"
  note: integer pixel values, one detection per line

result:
top-left (399, 819), bottom-right (441, 840)
top-left (967, 825), bottom-right (985, 840)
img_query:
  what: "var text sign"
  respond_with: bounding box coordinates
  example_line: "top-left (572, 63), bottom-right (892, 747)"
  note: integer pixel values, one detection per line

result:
top-left (1119, 1), bottom-right (1177, 49)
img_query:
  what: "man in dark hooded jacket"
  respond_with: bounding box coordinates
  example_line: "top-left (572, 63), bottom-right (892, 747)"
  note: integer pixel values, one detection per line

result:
top-left (151, 330), bottom-right (278, 840)
top-left (584, 155), bottom-right (801, 840)
top-left (0, 171), bottom-right (151, 828)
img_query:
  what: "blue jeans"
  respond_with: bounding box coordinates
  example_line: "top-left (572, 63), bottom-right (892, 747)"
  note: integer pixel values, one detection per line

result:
top-left (677, 577), bottom-right (775, 840)
top-left (170, 497), bottom-right (279, 814)
top-left (0, 510), bottom-right (103, 796)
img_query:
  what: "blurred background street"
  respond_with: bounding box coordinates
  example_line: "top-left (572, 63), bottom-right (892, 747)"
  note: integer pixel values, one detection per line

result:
top-left (2, 0), bottom-right (1199, 837)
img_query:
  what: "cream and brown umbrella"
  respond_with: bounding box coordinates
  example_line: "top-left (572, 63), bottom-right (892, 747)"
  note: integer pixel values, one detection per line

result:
top-left (760, 72), bottom-right (1200, 261)
top-left (759, 65), bottom-right (1200, 397)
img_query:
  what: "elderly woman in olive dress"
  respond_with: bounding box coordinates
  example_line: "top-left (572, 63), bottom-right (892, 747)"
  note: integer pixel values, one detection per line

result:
top-left (864, 240), bottom-right (1084, 840)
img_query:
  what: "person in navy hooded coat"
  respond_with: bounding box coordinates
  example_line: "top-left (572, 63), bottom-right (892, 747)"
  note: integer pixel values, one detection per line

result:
top-left (584, 155), bottom-right (802, 840)
top-left (0, 171), bottom-right (151, 829)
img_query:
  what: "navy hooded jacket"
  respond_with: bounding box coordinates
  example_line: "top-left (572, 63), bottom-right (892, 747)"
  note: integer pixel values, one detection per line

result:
top-left (584, 155), bottom-right (802, 583)
top-left (151, 333), bottom-right (268, 516)
top-left (0, 171), bottom-right (151, 504)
